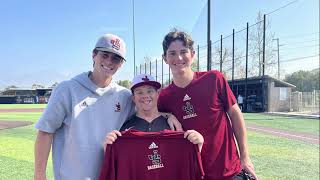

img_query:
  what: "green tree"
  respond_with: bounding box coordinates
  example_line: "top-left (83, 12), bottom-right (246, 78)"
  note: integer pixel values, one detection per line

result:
top-left (249, 11), bottom-right (276, 77)
top-left (4, 85), bottom-right (18, 91)
top-left (50, 82), bottom-right (59, 88)
top-left (284, 68), bottom-right (319, 91)
top-left (117, 80), bottom-right (131, 89)
top-left (191, 60), bottom-right (199, 72)
top-left (32, 83), bottom-right (45, 89)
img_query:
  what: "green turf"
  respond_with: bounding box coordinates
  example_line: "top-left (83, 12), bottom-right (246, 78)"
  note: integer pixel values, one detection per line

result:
top-left (244, 113), bottom-right (320, 136)
top-left (0, 112), bottom-right (42, 121)
top-left (248, 131), bottom-right (319, 179)
top-left (0, 104), bottom-right (46, 109)
top-left (0, 116), bottom-right (53, 180)
top-left (0, 111), bottom-right (319, 179)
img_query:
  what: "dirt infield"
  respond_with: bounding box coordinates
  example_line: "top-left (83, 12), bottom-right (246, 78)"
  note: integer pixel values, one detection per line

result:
top-left (0, 120), bottom-right (33, 130)
top-left (0, 108), bottom-right (41, 130)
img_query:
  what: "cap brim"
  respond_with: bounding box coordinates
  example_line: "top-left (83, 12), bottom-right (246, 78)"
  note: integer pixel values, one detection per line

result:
top-left (95, 47), bottom-right (126, 61)
top-left (131, 81), bottom-right (161, 91)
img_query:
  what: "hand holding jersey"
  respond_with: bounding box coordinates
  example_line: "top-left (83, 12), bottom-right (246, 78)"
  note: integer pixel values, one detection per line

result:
top-left (104, 129), bottom-right (204, 152)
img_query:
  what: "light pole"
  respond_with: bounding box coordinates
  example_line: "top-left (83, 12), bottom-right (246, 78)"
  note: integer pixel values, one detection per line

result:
top-left (132, 0), bottom-right (136, 76)
top-left (207, 0), bottom-right (211, 71)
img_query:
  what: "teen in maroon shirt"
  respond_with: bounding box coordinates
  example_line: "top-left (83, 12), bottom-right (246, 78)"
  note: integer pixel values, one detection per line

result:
top-left (158, 29), bottom-right (258, 180)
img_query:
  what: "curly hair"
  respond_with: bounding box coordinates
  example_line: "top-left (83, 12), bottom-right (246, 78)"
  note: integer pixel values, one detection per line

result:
top-left (162, 28), bottom-right (194, 55)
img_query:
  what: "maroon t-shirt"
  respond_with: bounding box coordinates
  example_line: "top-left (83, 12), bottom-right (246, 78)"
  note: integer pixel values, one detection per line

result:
top-left (158, 70), bottom-right (242, 180)
top-left (99, 130), bottom-right (204, 180)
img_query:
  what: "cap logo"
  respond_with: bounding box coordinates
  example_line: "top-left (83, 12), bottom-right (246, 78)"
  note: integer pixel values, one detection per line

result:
top-left (142, 76), bottom-right (150, 82)
top-left (111, 38), bottom-right (121, 50)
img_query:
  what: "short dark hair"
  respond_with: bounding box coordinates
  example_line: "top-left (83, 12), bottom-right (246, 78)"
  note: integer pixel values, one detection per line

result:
top-left (92, 49), bottom-right (99, 67)
top-left (93, 48), bottom-right (99, 55)
top-left (162, 29), bottom-right (194, 55)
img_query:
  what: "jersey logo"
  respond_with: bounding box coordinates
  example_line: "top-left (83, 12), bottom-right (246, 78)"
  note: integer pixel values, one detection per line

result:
top-left (148, 142), bottom-right (158, 149)
top-left (115, 102), bottom-right (121, 112)
top-left (182, 102), bottom-right (198, 119)
top-left (79, 100), bottom-right (88, 109)
top-left (183, 94), bottom-right (191, 101)
top-left (147, 150), bottom-right (164, 170)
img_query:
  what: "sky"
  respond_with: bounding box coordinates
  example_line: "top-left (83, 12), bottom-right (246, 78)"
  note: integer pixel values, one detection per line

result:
top-left (0, 0), bottom-right (319, 89)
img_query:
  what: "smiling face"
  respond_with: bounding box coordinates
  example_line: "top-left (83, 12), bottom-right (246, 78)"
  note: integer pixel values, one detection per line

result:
top-left (132, 85), bottom-right (159, 113)
top-left (92, 50), bottom-right (124, 79)
top-left (163, 40), bottom-right (195, 74)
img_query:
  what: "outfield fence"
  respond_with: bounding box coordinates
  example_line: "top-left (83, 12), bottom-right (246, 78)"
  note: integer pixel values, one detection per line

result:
top-left (291, 90), bottom-right (320, 114)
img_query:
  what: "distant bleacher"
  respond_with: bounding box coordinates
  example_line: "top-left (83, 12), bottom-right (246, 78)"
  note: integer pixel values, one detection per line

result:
top-left (0, 88), bottom-right (52, 104)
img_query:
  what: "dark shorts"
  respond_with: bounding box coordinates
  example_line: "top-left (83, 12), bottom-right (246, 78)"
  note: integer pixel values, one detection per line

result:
top-left (232, 170), bottom-right (256, 180)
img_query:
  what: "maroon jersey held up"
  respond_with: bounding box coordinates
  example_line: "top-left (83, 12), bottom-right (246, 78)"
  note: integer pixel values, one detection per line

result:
top-left (99, 130), bottom-right (204, 180)
top-left (158, 70), bottom-right (242, 180)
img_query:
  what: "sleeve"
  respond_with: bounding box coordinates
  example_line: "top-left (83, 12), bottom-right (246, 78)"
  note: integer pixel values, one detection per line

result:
top-left (215, 71), bottom-right (237, 111)
top-left (35, 82), bottom-right (71, 133)
top-left (99, 144), bottom-right (116, 180)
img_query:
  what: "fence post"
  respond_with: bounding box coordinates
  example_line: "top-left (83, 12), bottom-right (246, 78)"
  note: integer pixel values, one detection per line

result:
top-left (161, 58), bottom-right (164, 86)
top-left (207, 0), bottom-right (211, 71)
top-left (197, 45), bottom-right (200, 71)
top-left (156, 59), bottom-right (158, 81)
top-left (245, 23), bottom-right (249, 112)
top-left (262, 14), bottom-right (266, 112)
top-left (150, 61), bottom-right (152, 75)
top-left (232, 29), bottom-right (235, 92)
top-left (220, 35), bottom-right (223, 72)
top-left (145, 62), bottom-right (147, 74)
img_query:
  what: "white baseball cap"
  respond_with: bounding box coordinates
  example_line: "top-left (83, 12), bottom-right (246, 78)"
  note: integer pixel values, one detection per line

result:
top-left (95, 34), bottom-right (126, 60)
top-left (131, 74), bottom-right (161, 92)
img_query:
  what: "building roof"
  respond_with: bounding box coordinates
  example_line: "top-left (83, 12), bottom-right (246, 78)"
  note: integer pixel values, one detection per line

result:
top-left (228, 75), bottom-right (296, 88)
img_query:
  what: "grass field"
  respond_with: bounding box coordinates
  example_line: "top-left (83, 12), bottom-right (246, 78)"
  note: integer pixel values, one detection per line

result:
top-left (0, 104), bottom-right (319, 179)
top-left (0, 104), bottom-right (46, 109)
top-left (244, 113), bottom-right (319, 135)
top-left (0, 111), bottom-right (53, 180)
